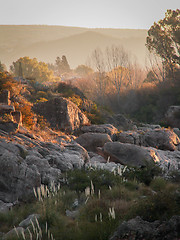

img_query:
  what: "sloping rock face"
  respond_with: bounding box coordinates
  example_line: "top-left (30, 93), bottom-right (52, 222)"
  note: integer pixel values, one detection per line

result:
top-left (166, 105), bottom-right (180, 128)
top-left (110, 216), bottom-right (180, 240)
top-left (76, 133), bottom-right (112, 152)
top-left (81, 124), bottom-right (118, 136)
top-left (0, 136), bottom-right (89, 202)
top-left (113, 129), bottom-right (180, 151)
top-left (33, 97), bottom-right (89, 132)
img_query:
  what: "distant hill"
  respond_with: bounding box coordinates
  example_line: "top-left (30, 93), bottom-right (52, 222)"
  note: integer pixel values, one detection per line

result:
top-left (0, 25), bottom-right (148, 69)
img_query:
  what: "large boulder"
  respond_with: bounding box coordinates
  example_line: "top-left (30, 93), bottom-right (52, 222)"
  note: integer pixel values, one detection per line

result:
top-left (110, 216), bottom-right (180, 240)
top-left (143, 128), bottom-right (180, 151)
top-left (33, 97), bottom-right (89, 132)
top-left (81, 124), bottom-right (118, 136)
top-left (165, 105), bottom-right (180, 128)
top-left (101, 141), bottom-right (180, 171)
top-left (102, 142), bottom-right (154, 168)
top-left (76, 133), bottom-right (112, 152)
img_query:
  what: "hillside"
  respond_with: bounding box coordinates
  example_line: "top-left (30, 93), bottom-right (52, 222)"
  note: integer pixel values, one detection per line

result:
top-left (0, 25), bottom-right (148, 68)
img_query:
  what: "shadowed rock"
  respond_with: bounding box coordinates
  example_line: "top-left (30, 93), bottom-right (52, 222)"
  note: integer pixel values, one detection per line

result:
top-left (33, 97), bottom-right (89, 132)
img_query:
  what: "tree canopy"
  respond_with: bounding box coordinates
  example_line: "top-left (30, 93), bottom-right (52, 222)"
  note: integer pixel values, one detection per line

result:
top-left (146, 9), bottom-right (180, 76)
top-left (10, 57), bottom-right (58, 83)
top-left (55, 55), bottom-right (71, 75)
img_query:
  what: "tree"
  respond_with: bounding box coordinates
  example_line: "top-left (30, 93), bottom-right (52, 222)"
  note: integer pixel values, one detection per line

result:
top-left (146, 9), bottom-right (180, 77)
top-left (106, 45), bottom-right (131, 103)
top-left (75, 65), bottom-right (93, 76)
top-left (0, 61), bottom-right (6, 72)
top-left (55, 55), bottom-right (71, 75)
top-left (11, 57), bottom-right (57, 83)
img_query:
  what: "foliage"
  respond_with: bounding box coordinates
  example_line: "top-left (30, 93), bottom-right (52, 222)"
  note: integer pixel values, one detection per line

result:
top-left (0, 61), bottom-right (6, 72)
top-left (75, 65), bottom-right (93, 76)
top-left (37, 115), bottom-right (50, 129)
top-left (146, 9), bottom-right (180, 77)
top-left (14, 102), bottom-right (34, 128)
top-left (55, 55), bottom-right (71, 75)
top-left (0, 71), bottom-right (19, 95)
top-left (122, 162), bottom-right (162, 185)
top-left (10, 57), bottom-right (58, 83)
top-left (1, 168), bottom-right (180, 240)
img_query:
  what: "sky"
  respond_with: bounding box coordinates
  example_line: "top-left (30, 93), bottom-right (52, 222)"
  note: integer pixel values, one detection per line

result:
top-left (0, 0), bottom-right (179, 29)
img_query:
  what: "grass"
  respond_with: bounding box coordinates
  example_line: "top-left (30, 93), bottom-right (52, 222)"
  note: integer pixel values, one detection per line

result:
top-left (1, 168), bottom-right (180, 240)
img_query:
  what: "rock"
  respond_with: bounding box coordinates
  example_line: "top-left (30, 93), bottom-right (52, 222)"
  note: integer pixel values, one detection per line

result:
top-left (46, 143), bottom-right (89, 172)
top-left (81, 124), bottom-right (118, 136)
top-left (149, 148), bottom-right (180, 172)
top-left (76, 133), bottom-right (112, 152)
top-left (173, 128), bottom-right (180, 138)
top-left (11, 111), bottom-right (22, 125)
top-left (138, 123), bottom-right (161, 131)
top-left (102, 142), bottom-right (154, 168)
top-left (107, 114), bottom-right (137, 131)
top-left (0, 90), bottom-right (11, 105)
top-left (110, 215), bottom-right (180, 240)
top-left (113, 129), bottom-right (180, 151)
top-left (113, 131), bottom-right (142, 145)
top-left (2, 227), bottom-right (25, 240)
top-left (66, 209), bottom-right (79, 219)
top-left (0, 200), bottom-right (13, 213)
top-left (0, 121), bottom-right (19, 133)
top-left (143, 129), bottom-right (180, 151)
top-left (165, 105), bottom-right (180, 128)
top-left (19, 214), bottom-right (40, 228)
top-left (0, 104), bottom-right (15, 113)
top-left (33, 97), bottom-right (89, 132)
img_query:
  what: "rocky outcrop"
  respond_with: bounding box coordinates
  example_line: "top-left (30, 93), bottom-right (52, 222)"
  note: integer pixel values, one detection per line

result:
top-left (33, 97), bottom-right (89, 132)
top-left (113, 128), bottom-right (180, 151)
top-left (76, 133), bottom-right (112, 152)
top-left (81, 124), bottom-right (118, 136)
top-left (165, 105), bottom-right (180, 128)
top-left (0, 134), bottom-right (89, 202)
top-left (110, 215), bottom-right (180, 240)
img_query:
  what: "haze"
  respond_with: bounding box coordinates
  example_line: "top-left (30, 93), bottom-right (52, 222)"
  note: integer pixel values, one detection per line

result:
top-left (0, 0), bottom-right (179, 29)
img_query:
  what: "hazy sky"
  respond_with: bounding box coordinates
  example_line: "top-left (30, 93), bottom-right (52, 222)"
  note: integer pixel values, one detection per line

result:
top-left (0, 0), bottom-right (179, 29)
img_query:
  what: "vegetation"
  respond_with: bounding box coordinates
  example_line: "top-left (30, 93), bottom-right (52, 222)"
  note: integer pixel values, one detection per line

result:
top-left (10, 57), bottom-right (60, 83)
top-left (1, 167), bottom-right (180, 240)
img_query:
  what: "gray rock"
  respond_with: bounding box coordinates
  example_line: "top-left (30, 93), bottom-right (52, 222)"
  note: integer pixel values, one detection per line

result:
top-left (76, 132), bottom-right (112, 152)
top-left (2, 227), bottom-right (25, 240)
top-left (173, 128), bottom-right (180, 138)
top-left (113, 128), bottom-right (180, 151)
top-left (0, 200), bottom-right (13, 213)
top-left (110, 215), bottom-right (180, 240)
top-left (102, 142), bottom-right (154, 167)
top-left (66, 209), bottom-right (79, 219)
top-left (33, 97), bottom-right (89, 132)
top-left (143, 128), bottom-right (180, 151)
top-left (0, 122), bottom-right (19, 133)
top-left (165, 105), bottom-right (180, 128)
top-left (81, 124), bottom-right (118, 136)
top-left (19, 214), bottom-right (39, 228)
